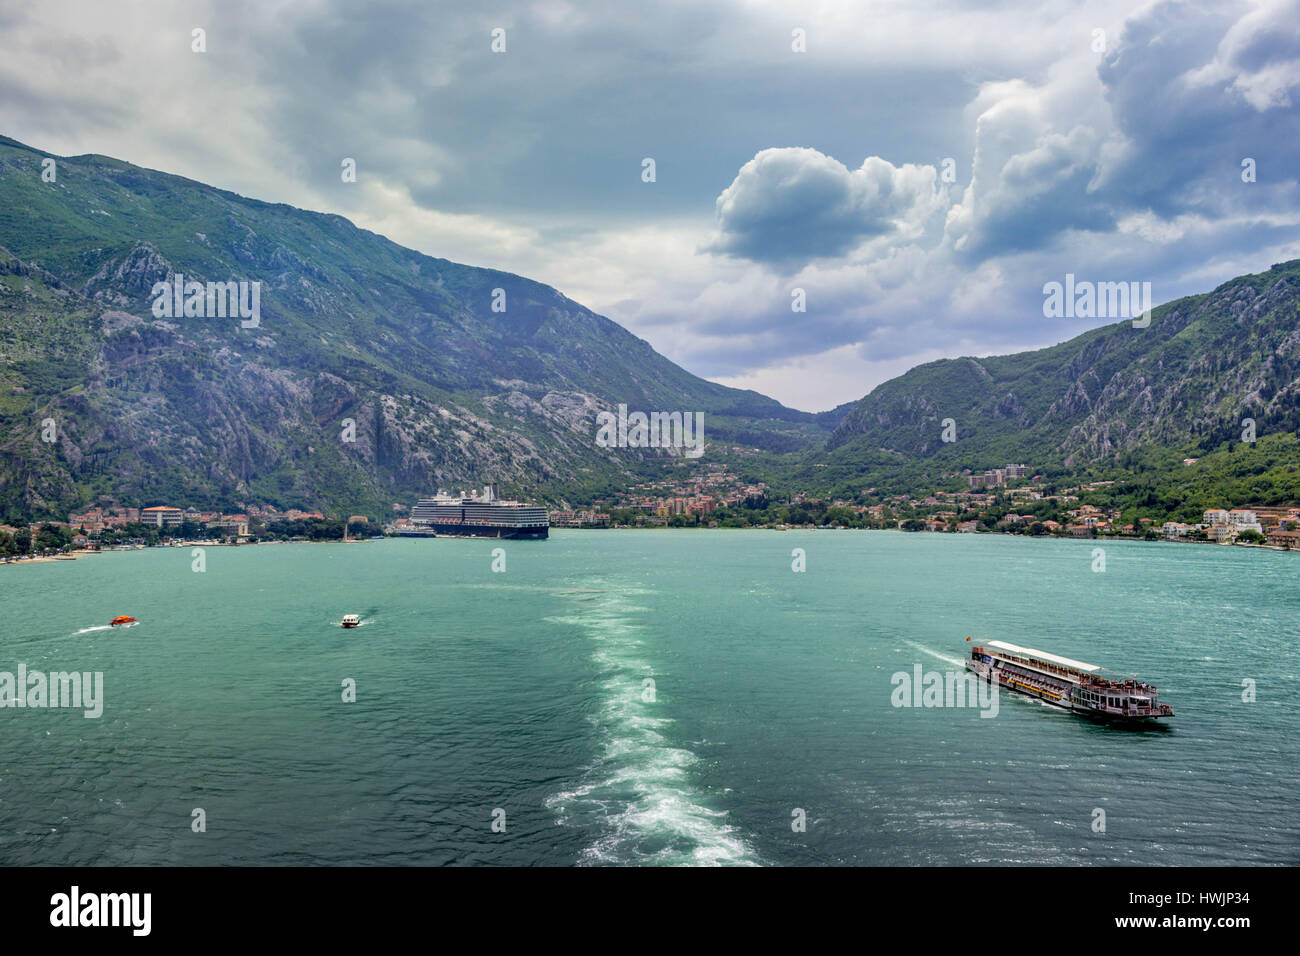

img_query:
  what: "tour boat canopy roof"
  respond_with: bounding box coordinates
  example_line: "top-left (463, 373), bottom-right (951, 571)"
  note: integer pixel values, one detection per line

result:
top-left (985, 640), bottom-right (1099, 673)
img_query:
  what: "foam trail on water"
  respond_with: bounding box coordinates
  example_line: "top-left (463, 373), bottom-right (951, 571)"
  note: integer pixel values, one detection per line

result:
top-left (546, 585), bottom-right (759, 866)
top-left (904, 640), bottom-right (966, 668)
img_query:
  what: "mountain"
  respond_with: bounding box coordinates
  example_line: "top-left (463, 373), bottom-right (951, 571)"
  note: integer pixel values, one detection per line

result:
top-left (0, 135), bottom-right (827, 521)
top-left (805, 259), bottom-right (1300, 495)
top-left (9, 132), bottom-right (1297, 526)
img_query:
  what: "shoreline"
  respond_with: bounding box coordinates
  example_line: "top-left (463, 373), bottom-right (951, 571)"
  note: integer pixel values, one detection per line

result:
top-left (0, 536), bottom-right (385, 567)
top-left (5, 527), bottom-right (1298, 567)
top-left (551, 525), bottom-right (1300, 553)
top-left (1, 555), bottom-right (60, 566)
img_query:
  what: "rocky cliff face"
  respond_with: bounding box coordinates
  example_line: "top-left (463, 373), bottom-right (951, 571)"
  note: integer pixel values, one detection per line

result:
top-left (0, 135), bottom-right (825, 519)
top-left (825, 261), bottom-right (1300, 469)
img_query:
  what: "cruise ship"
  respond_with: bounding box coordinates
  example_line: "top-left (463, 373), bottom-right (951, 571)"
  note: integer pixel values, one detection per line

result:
top-left (406, 485), bottom-right (549, 539)
top-left (966, 640), bottom-right (1174, 721)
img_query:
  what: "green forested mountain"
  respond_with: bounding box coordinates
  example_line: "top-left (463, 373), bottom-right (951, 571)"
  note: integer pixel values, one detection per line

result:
top-left (799, 259), bottom-right (1300, 500)
top-left (0, 135), bottom-right (826, 520)
top-left (6, 131), bottom-right (1300, 525)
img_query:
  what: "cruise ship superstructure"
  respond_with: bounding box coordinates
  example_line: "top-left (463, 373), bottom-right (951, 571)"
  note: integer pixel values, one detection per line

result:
top-left (406, 485), bottom-right (549, 539)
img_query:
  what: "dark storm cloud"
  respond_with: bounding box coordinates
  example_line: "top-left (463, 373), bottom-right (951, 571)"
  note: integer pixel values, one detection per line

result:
top-left (705, 148), bottom-right (946, 265)
top-left (230, 0), bottom-right (968, 224)
top-left (1, 0), bottom-right (1298, 409)
top-left (1095, 0), bottom-right (1300, 220)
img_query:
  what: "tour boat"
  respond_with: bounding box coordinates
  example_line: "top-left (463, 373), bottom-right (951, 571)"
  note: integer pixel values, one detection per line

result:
top-left (109, 615), bottom-right (138, 628)
top-left (966, 639), bottom-right (1173, 721)
top-left (341, 614), bottom-right (361, 628)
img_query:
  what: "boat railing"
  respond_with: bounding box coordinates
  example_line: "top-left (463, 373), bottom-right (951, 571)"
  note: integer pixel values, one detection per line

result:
top-left (997, 653), bottom-right (1082, 682)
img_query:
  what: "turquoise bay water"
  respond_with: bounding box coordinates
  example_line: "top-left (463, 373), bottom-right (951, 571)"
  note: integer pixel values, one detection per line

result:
top-left (1, 531), bottom-right (1296, 866)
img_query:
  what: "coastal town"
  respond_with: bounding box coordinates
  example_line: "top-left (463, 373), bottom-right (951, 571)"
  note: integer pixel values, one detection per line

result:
top-left (530, 461), bottom-right (1300, 550)
top-left (0, 502), bottom-right (375, 563)
top-left (7, 458), bottom-right (1300, 564)
top-left (536, 460), bottom-right (1300, 551)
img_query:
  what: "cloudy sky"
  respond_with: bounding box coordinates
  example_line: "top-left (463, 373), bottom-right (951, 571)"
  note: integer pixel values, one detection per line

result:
top-left (3, 0), bottom-right (1299, 411)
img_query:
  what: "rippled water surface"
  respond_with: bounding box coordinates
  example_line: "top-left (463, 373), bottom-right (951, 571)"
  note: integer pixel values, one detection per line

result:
top-left (1, 531), bottom-right (1296, 865)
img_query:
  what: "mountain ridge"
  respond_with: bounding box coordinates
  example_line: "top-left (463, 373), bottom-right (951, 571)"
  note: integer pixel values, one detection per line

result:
top-left (6, 131), bottom-right (1300, 525)
top-left (0, 134), bottom-right (826, 521)
top-left (805, 257), bottom-right (1300, 497)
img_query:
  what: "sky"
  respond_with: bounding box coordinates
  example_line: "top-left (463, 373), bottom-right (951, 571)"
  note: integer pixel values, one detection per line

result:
top-left (2, 0), bottom-right (1299, 411)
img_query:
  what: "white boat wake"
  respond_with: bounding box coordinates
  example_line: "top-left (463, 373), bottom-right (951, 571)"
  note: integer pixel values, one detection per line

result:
top-left (904, 640), bottom-right (966, 667)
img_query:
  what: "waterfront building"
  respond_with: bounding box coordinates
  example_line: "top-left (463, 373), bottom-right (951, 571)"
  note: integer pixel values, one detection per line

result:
top-left (141, 506), bottom-right (184, 528)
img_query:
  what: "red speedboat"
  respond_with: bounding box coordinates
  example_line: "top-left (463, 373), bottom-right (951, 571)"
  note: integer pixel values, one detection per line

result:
top-left (109, 615), bottom-right (137, 628)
